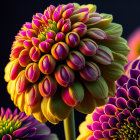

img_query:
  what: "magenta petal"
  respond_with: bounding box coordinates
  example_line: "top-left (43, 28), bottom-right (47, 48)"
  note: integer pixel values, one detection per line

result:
top-left (93, 130), bottom-right (104, 139)
top-left (92, 112), bottom-right (101, 121)
top-left (127, 99), bottom-right (136, 109)
top-left (116, 88), bottom-right (128, 100)
top-left (132, 108), bottom-right (140, 117)
top-left (2, 134), bottom-right (12, 140)
top-left (116, 75), bottom-right (128, 87)
top-left (87, 135), bottom-right (97, 140)
top-left (1, 107), bottom-right (5, 119)
top-left (108, 117), bottom-right (118, 128)
top-left (102, 130), bottom-right (110, 138)
top-left (130, 69), bottom-right (140, 79)
top-left (107, 97), bottom-right (116, 106)
top-left (116, 97), bottom-right (127, 109)
top-left (87, 124), bottom-right (92, 131)
top-left (118, 112), bottom-right (126, 122)
top-left (104, 104), bottom-right (117, 115)
top-left (5, 108), bottom-right (12, 120)
top-left (92, 121), bottom-right (102, 131)
top-left (128, 116), bottom-right (137, 124)
top-left (102, 122), bottom-right (110, 130)
top-left (128, 86), bottom-right (140, 101)
top-left (99, 115), bottom-right (109, 123)
top-left (95, 107), bottom-right (104, 114)
top-left (123, 109), bottom-right (131, 117)
top-left (127, 78), bottom-right (137, 89)
top-left (109, 129), bottom-right (118, 137)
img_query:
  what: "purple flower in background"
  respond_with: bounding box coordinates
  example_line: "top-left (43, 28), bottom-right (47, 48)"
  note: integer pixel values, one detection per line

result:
top-left (77, 57), bottom-right (140, 140)
top-left (0, 107), bottom-right (59, 140)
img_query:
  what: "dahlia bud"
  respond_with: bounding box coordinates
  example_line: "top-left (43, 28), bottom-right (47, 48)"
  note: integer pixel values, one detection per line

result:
top-left (15, 70), bottom-right (29, 93)
top-left (10, 46), bottom-right (24, 60)
top-left (29, 46), bottom-right (41, 62)
top-left (62, 7), bottom-right (74, 19)
top-left (57, 18), bottom-right (65, 31)
top-left (87, 28), bottom-right (107, 40)
top-left (39, 76), bottom-right (57, 98)
top-left (39, 42), bottom-right (51, 53)
top-left (32, 37), bottom-right (41, 46)
top-left (55, 32), bottom-right (65, 42)
top-left (32, 19), bottom-right (42, 30)
top-left (70, 11), bottom-right (89, 23)
top-left (61, 19), bottom-right (71, 33)
top-left (39, 54), bottom-right (56, 74)
top-left (80, 61), bottom-right (101, 81)
top-left (23, 40), bottom-right (32, 49)
top-left (67, 51), bottom-right (85, 70)
top-left (19, 49), bottom-right (30, 67)
top-left (65, 32), bottom-right (80, 48)
top-left (25, 63), bottom-right (40, 83)
top-left (46, 30), bottom-right (56, 39)
top-left (72, 22), bottom-right (87, 37)
top-left (10, 59), bottom-right (22, 80)
top-left (62, 81), bottom-right (84, 107)
top-left (45, 39), bottom-right (54, 45)
top-left (79, 38), bottom-right (98, 56)
top-left (26, 29), bottom-right (37, 39)
top-left (25, 84), bottom-right (41, 106)
top-left (91, 45), bottom-right (114, 65)
top-left (55, 65), bottom-right (75, 87)
top-left (51, 42), bottom-right (69, 60)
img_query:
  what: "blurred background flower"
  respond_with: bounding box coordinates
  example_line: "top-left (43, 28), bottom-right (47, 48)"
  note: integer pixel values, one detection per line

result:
top-left (0, 107), bottom-right (58, 140)
top-left (127, 28), bottom-right (140, 62)
top-left (77, 56), bottom-right (140, 140)
top-left (4, 2), bottom-right (129, 125)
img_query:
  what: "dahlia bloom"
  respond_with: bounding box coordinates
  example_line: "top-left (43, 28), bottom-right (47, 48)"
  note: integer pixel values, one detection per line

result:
top-left (0, 107), bottom-right (58, 140)
top-left (77, 57), bottom-right (140, 140)
top-left (4, 3), bottom-right (129, 124)
top-left (127, 28), bottom-right (140, 62)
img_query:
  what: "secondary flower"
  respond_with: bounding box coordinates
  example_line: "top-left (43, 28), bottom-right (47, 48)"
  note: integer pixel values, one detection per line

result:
top-left (4, 3), bottom-right (129, 124)
top-left (0, 107), bottom-right (58, 140)
top-left (77, 57), bottom-right (140, 140)
top-left (127, 28), bottom-right (140, 62)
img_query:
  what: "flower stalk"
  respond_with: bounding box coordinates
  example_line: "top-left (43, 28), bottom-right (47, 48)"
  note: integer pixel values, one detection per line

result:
top-left (63, 108), bottom-right (76, 140)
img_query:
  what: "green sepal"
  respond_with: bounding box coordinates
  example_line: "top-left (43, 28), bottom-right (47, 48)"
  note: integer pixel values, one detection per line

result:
top-left (83, 76), bottom-right (108, 99)
top-left (75, 88), bottom-right (97, 114)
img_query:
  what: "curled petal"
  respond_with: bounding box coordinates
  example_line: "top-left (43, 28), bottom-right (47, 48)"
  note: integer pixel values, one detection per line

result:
top-left (23, 40), bottom-right (33, 49)
top-left (26, 29), bottom-right (37, 39)
top-left (55, 32), bottom-right (65, 42)
top-left (67, 51), bottom-right (85, 70)
top-left (51, 42), bottom-right (69, 60)
top-left (55, 65), bottom-right (75, 87)
top-left (62, 81), bottom-right (84, 107)
top-left (25, 84), bottom-right (41, 106)
top-left (46, 30), bottom-right (56, 39)
top-left (62, 8), bottom-right (74, 19)
top-left (19, 49), bottom-right (30, 67)
top-left (61, 19), bottom-right (71, 33)
top-left (80, 61), bottom-right (101, 81)
top-left (72, 22), bottom-right (87, 37)
top-left (91, 45), bottom-right (114, 65)
top-left (57, 18), bottom-right (65, 31)
top-left (70, 12), bottom-right (89, 24)
top-left (39, 76), bottom-right (57, 98)
top-left (39, 54), bottom-right (56, 74)
top-left (25, 63), bottom-right (40, 83)
top-left (65, 32), bottom-right (80, 48)
top-left (87, 28), bottom-right (107, 40)
top-left (32, 37), bottom-right (41, 46)
top-left (79, 38), bottom-right (98, 56)
top-left (10, 59), bottom-right (22, 80)
top-left (29, 46), bottom-right (41, 62)
top-left (39, 42), bottom-right (51, 53)
top-left (15, 70), bottom-right (29, 93)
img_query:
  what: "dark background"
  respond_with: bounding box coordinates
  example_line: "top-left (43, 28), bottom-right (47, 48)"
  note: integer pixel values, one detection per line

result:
top-left (0, 0), bottom-right (140, 139)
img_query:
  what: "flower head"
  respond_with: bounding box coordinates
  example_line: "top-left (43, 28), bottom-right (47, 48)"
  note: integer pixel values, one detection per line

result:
top-left (127, 28), bottom-right (140, 62)
top-left (4, 3), bottom-right (129, 124)
top-left (77, 57), bottom-right (140, 140)
top-left (0, 107), bottom-right (58, 140)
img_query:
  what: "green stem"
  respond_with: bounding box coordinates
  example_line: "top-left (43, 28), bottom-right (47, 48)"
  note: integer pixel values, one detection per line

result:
top-left (63, 108), bottom-right (76, 140)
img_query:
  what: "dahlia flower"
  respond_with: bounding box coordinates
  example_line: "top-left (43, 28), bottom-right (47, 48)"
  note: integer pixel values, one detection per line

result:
top-left (4, 3), bottom-right (129, 124)
top-left (0, 107), bottom-right (58, 140)
top-left (127, 28), bottom-right (140, 62)
top-left (77, 57), bottom-right (140, 140)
